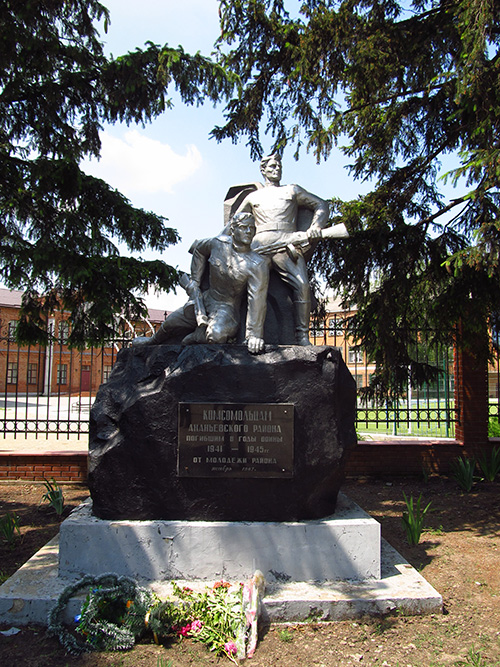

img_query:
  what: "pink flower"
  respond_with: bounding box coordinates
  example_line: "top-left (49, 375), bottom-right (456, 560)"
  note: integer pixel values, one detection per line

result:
top-left (179, 624), bottom-right (192, 637)
top-left (224, 641), bottom-right (238, 655)
top-left (190, 619), bottom-right (203, 634)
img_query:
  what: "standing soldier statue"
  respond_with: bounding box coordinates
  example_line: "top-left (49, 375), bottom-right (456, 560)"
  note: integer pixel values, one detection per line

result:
top-left (236, 153), bottom-right (348, 345)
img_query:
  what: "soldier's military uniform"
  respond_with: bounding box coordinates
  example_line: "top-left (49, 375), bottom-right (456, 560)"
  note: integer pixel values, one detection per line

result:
top-left (147, 234), bottom-right (269, 346)
top-left (238, 183), bottom-right (328, 345)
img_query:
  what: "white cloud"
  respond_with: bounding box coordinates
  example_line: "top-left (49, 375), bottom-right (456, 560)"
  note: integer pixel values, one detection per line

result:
top-left (144, 284), bottom-right (185, 311)
top-left (85, 130), bottom-right (203, 197)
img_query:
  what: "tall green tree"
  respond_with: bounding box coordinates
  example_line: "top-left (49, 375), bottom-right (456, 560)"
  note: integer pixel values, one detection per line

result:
top-left (174, 0), bottom-right (499, 398)
top-left (0, 0), bottom-right (233, 346)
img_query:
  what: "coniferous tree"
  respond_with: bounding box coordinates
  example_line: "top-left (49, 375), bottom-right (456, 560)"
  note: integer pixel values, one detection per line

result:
top-left (158, 0), bottom-right (500, 397)
top-left (0, 0), bottom-right (234, 345)
top-left (5, 0), bottom-right (499, 397)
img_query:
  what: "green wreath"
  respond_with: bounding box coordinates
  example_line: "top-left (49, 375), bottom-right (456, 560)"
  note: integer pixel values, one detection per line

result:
top-left (47, 573), bottom-right (172, 655)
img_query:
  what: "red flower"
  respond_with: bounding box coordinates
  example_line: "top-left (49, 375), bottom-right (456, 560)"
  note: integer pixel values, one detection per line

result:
top-left (179, 624), bottom-right (192, 637)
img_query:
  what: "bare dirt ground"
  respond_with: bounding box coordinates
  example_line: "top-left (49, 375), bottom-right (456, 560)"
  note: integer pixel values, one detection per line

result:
top-left (0, 476), bottom-right (499, 666)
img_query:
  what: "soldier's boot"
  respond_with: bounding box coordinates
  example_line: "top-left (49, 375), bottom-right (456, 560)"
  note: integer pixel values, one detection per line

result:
top-left (294, 300), bottom-right (312, 346)
top-left (181, 324), bottom-right (208, 345)
top-left (132, 321), bottom-right (171, 346)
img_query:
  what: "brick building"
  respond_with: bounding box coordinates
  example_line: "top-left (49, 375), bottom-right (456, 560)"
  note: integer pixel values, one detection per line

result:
top-left (309, 299), bottom-right (376, 390)
top-left (0, 288), bottom-right (166, 395)
top-left (1, 287), bottom-right (495, 406)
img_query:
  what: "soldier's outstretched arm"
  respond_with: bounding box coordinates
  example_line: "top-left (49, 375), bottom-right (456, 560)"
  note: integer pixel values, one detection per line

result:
top-left (293, 185), bottom-right (329, 237)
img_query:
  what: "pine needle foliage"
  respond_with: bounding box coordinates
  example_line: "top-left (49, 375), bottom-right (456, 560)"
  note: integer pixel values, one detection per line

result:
top-left (159, 1), bottom-right (500, 397)
top-left (0, 1), bottom-right (237, 347)
top-left (48, 573), bottom-right (258, 662)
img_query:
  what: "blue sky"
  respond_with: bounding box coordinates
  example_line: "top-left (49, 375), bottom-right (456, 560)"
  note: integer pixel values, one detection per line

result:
top-left (83, 0), bottom-right (372, 309)
top-left (82, 1), bottom-right (465, 311)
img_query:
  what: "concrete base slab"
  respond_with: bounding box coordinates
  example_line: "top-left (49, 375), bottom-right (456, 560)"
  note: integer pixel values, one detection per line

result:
top-left (58, 494), bottom-right (381, 583)
top-left (0, 530), bottom-right (442, 627)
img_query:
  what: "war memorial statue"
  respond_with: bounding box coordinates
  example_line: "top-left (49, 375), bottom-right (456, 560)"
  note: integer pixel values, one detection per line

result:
top-left (236, 153), bottom-right (329, 345)
top-left (137, 152), bottom-right (349, 350)
top-left (88, 156), bottom-right (356, 522)
top-left (133, 211), bottom-right (269, 354)
top-left (47, 158), bottom-right (440, 631)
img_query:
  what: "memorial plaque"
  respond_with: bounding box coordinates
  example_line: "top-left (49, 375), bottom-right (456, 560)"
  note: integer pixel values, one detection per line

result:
top-left (178, 403), bottom-right (294, 478)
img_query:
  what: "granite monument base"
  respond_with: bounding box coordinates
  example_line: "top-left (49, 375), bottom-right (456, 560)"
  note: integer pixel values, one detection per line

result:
top-left (58, 494), bottom-right (380, 583)
top-left (89, 345), bottom-right (357, 522)
top-left (0, 495), bottom-right (443, 626)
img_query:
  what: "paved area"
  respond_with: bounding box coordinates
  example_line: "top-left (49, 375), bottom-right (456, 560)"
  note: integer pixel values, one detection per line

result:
top-left (0, 434), bottom-right (87, 454)
top-left (0, 394), bottom-right (91, 454)
top-left (0, 433), bottom-right (456, 455)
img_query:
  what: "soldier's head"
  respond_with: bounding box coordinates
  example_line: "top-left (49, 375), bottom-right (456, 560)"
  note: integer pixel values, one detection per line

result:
top-left (260, 153), bottom-right (282, 185)
top-left (230, 211), bottom-right (256, 247)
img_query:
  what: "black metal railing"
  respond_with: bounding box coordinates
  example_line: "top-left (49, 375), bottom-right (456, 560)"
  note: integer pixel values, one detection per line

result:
top-left (0, 323), bottom-right (460, 439)
top-left (0, 332), bottom-right (129, 439)
top-left (310, 315), bottom-right (457, 438)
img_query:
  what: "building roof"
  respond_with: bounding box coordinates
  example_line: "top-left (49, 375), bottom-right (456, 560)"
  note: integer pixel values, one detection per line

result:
top-left (0, 288), bottom-right (23, 308)
top-left (147, 307), bottom-right (169, 323)
top-left (0, 288), bottom-right (169, 322)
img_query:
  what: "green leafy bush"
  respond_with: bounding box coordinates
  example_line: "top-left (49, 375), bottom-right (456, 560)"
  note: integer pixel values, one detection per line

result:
top-left (0, 512), bottom-right (21, 546)
top-left (488, 417), bottom-right (500, 438)
top-left (41, 478), bottom-right (65, 515)
top-left (477, 446), bottom-right (500, 482)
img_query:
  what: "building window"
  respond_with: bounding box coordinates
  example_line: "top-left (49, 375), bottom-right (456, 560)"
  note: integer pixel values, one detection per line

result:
top-left (348, 347), bottom-right (363, 364)
top-left (103, 365), bottom-right (113, 382)
top-left (135, 324), bottom-right (151, 337)
top-left (328, 317), bottom-right (345, 337)
top-left (58, 321), bottom-right (70, 344)
top-left (310, 318), bottom-right (325, 337)
top-left (6, 362), bottom-right (18, 384)
top-left (27, 363), bottom-right (38, 385)
top-left (354, 374), bottom-right (365, 389)
top-left (57, 363), bottom-right (68, 385)
top-left (8, 320), bottom-right (17, 341)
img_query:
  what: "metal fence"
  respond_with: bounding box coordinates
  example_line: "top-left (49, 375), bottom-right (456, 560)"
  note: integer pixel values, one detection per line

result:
top-left (488, 322), bottom-right (500, 429)
top-left (0, 334), bottom-right (130, 439)
top-left (1, 324), bottom-right (459, 440)
top-left (310, 316), bottom-right (457, 438)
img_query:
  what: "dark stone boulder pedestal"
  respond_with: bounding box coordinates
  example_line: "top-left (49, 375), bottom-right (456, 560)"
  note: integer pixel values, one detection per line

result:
top-left (88, 345), bottom-right (357, 522)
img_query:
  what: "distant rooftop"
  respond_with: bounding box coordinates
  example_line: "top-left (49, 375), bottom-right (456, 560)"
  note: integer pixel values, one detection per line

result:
top-left (0, 288), bottom-right (23, 308)
top-left (0, 288), bottom-right (169, 322)
top-left (147, 308), bottom-right (168, 323)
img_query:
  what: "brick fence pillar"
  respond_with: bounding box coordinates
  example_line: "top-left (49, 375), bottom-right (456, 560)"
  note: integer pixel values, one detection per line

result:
top-left (454, 339), bottom-right (489, 452)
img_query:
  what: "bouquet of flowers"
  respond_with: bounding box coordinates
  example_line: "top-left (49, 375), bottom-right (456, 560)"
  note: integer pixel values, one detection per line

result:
top-left (48, 570), bottom-right (265, 662)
